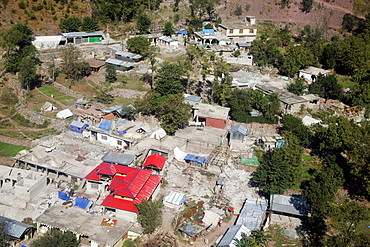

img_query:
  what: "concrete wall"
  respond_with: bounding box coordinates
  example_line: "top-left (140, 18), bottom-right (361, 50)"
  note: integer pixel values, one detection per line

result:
top-left (23, 175), bottom-right (47, 200)
top-left (185, 140), bottom-right (217, 155)
top-left (224, 56), bottom-right (253, 66)
top-left (115, 210), bottom-right (137, 222)
top-left (96, 133), bottom-right (129, 149)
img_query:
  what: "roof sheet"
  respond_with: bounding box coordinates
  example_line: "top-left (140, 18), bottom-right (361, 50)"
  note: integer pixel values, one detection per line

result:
top-left (143, 153), bottom-right (166, 169)
top-left (102, 105), bottom-right (123, 114)
top-left (102, 152), bottom-right (135, 165)
top-left (270, 195), bottom-right (309, 216)
top-left (184, 154), bottom-right (206, 165)
top-left (56, 109), bottom-right (73, 119)
top-left (115, 50), bottom-right (142, 60)
top-left (101, 195), bottom-right (138, 213)
top-left (62, 31), bottom-right (104, 38)
top-left (217, 225), bottom-right (251, 247)
top-left (203, 29), bottom-right (215, 34)
top-left (98, 119), bottom-right (113, 131)
top-left (112, 170), bottom-right (152, 198)
top-left (134, 175), bottom-right (162, 204)
top-left (0, 217), bottom-right (32, 239)
top-left (105, 58), bottom-right (134, 68)
top-left (75, 197), bottom-right (93, 210)
top-left (230, 125), bottom-right (247, 135)
top-left (237, 42), bottom-right (251, 47)
top-left (70, 120), bottom-right (88, 129)
top-left (163, 191), bottom-right (186, 205)
top-left (194, 103), bottom-right (230, 120)
top-left (299, 66), bottom-right (330, 75)
top-left (158, 35), bottom-right (176, 43)
top-left (235, 197), bottom-right (267, 231)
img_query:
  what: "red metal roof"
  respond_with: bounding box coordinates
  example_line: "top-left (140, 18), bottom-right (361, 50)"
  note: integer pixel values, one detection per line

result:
top-left (101, 195), bottom-right (138, 213)
top-left (134, 175), bottom-right (162, 204)
top-left (143, 154), bottom-right (166, 169)
top-left (86, 163), bottom-right (162, 213)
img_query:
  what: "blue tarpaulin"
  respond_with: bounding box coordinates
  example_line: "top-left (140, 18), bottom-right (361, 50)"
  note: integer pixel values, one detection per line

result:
top-left (70, 120), bottom-right (89, 134)
top-left (74, 197), bottom-right (93, 210)
top-left (184, 154), bottom-right (206, 165)
top-left (203, 29), bottom-right (214, 34)
top-left (178, 30), bottom-right (188, 35)
top-left (99, 119), bottom-right (113, 131)
top-left (58, 191), bottom-right (69, 200)
top-left (118, 130), bottom-right (127, 134)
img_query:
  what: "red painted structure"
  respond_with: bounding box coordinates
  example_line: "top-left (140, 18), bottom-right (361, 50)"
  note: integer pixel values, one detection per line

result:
top-left (85, 163), bottom-right (162, 213)
top-left (143, 153), bottom-right (166, 170)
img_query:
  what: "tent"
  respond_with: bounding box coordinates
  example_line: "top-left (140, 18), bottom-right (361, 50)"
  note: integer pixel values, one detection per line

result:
top-left (178, 30), bottom-right (188, 35)
top-left (56, 109), bottom-right (73, 119)
top-left (150, 128), bottom-right (166, 140)
top-left (173, 147), bottom-right (187, 162)
top-left (74, 197), bottom-right (93, 210)
top-left (70, 120), bottom-right (89, 134)
top-left (163, 191), bottom-right (186, 208)
top-left (40, 102), bottom-right (57, 112)
top-left (202, 210), bottom-right (220, 229)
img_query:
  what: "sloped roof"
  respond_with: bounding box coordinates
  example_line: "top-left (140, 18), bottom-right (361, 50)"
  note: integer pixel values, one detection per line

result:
top-left (105, 58), bottom-right (134, 68)
top-left (217, 225), bottom-right (251, 247)
top-left (270, 194), bottom-right (309, 217)
top-left (101, 113), bottom-right (116, 120)
top-left (229, 125), bottom-right (247, 135)
top-left (0, 217), bottom-right (32, 239)
top-left (62, 31), bottom-right (104, 38)
top-left (143, 154), bottom-right (166, 169)
top-left (115, 51), bottom-right (142, 60)
top-left (163, 191), bottom-right (186, 206)
top-left (101, 195), bottom-right (138, 213)
top-left (70, 120), bottom-right (88, 129)
top-left (56, 109), bottom-right (73, 119)
top-left (236, 197), bottom-right (268, 230)
top-left (102, 105), bottom-right (123, 114)
top-left (101, 152), bottom-right (135, 166)
top-left (134, 175), bottom-right (162, 204)
top-left (158, 36), bottom-right (177, 43)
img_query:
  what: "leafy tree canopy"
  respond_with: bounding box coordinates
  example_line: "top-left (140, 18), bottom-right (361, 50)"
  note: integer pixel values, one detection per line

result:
top-left (18, 56), bottom-right (40, 90)
top-left (281, 114), bottom-right (310, 146)
top-left (105, 64), bottom-right (117, 84)
top-left (287, 77), bottom-right (307, 96)
top-left (81, 17), bottom-right (100, 32)
top-left (126, 36), bottom-right (150, 56)
top-left (136, 14), bottom-right (151, 34)
top-left (59, 16), bottom-right (82, 32)
top-left (136, 200), bottom-right (163, 234)
top-left (163, 22), bottom-right (175, 36)
top-left (308, 74), bottom-right (343, 100)
top-left (155, 62), bottom-right (186, 96)
top-left (30, 229), bottom-right (79, 247)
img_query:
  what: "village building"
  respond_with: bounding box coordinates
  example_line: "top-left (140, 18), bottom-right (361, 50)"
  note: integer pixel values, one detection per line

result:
top-left (70, 120), bottom-right (89, 134)
top-left (86, 59), bottom-right (106, 72)
top-left (217, 224), bottom-right (251, 247)
top-left (270, 194), bottom-right (309, 218)
top-left (105, 58), bottom-right (135, 71)
top-left (84, 163), bottom-right (162, 219)
top-left (62, 31), bottom-right (105, 45)
top-left (32, 35), bottom-right (65, 50)
top-left (40, 101), bottom-right (57, 113)
top-left (194, 29), bottom-right (231, 46)
top-left (235, 197), bottom-right (268, 231)
top-left (298, 66), bottom-right (330, 83)
top-left (35, 203), bottom-right (132, 247)
top-left (218, 16), bottom-right (258, 43)
top-left (75, 99), bottom-right (91, 109)
top-left (142, 153), bottom-right (166, 172)
top-left (114, 51), bottom-right (142, 63)
top-left (162, 191), bottom-right (187, 209)
top-left (158, 35), bottom-right (179, 48)
top-left (192, 103), bottom-right (230, 129)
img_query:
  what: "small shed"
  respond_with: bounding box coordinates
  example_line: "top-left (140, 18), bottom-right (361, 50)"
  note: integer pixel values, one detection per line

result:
top-left (143, 153), bottom-right (166, 170)
top-left (229, 125), bottom-right (248, 142)
top-left (184, 154), bottom-right (206, 167)
top-left (75, 99), bottom-right (91, 109)
top-left (101, 152), bottom-right (135, 166)
top-left (115, 51), bottom-right (142, 63)
top-left (105, 58), bottom-right (134, 71)
top-left (70, 120), bottom-right (89, 134)
top-left (86, 59), bottom-right (105, 72)
top-left (298, 66), bottom-right (330, 82)
top-left (270, 194), bottom-right (309, 217)
top-left (40, 102), bottom-right (57, 112)
top-left (158, 36), bottom-right (179, 48)
top-left (236, 42), bottom-right (251, 51)
top-left (56, 109), bottom-right (73, 119)
top-left (163, 191), bottom-right (186, 209)
top-left (0, 217), bottom-right (33, 241)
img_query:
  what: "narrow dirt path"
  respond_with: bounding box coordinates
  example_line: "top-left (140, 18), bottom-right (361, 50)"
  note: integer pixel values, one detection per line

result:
top-left (34, 87), bottom-right (68, 109)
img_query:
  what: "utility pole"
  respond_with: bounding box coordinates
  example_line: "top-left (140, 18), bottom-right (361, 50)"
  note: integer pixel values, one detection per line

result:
top-left (106, 25), bottom-right (109, 54)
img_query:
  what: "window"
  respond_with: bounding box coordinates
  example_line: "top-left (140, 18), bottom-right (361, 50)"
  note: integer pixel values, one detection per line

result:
top-left (239, 29), bottom-right (243, 34)
top-left (229, 29), bottom-right (234, 34)
top-left (249, 29), bottom-right (254, 34)
top-left (117, 140), bottom-right (122, 146)
top-left (101, 135), bottom-right (107, 140)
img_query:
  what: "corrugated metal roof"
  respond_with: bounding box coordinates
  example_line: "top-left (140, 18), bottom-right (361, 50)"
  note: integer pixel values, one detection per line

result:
top-left (101, 195), bottom-right (138, 213)
top-left (158, 35), bottom-right (176, 43)
top-left (235, 197), bottom-right (267, 231)
top-left (217, 225), bottom-right (251, 247)
top-left (102, 105), bottom-right (123, 114)
top-left (0, 217), bottom-right (32, 239)
top-left (70, 120), bottom-right (87, 129)
top-left (270, 194), bottom-right (309, 216)
top-left (134, 175), bottom-right (162, 204)
top-left (229, 125), bottom-right (247, 135)
top-left (105, 58), bottom-right (134, 68)
top-left (102, 152), bottom-right (135, 165)
top-left (115, 50), bottom-right (142, 60)
top-left (162, 191), bottom-right (186, 205)
top-left (143, 154), bottom-right (166, 169)
top-left (237, 42), bottom-right (251, 47)
top-left (62, 31), bottom-right (104, 38)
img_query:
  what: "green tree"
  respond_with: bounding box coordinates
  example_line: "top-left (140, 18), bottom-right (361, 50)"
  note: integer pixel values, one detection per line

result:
top-left (301, 0), bottom-right (313, 13)
top-left (287, 77), bottom-right (307, 95)
top-left (253, 148), bottom-right (292, 195)
top-left (30, 229), bottom-right (79, 247)
top-left (81, 16), bottom-right (99, 32)
top-left (281, 114), bottom-right (310, 146)
top-left (59, 16), bottom-right (81, 32)
top-left (136, 14), bottom-right (151, 34)
top-left (261, 93), bottom-right (280, 121)
top-left (234, 5), bottom-right (243, 16)
top-left (308, 74), bottom-right (343, 100)
top-left (155, 62), bottom-right (186, 96)
top-left (0, 219), bottom-right (10, 247)
top-left (228, 88), bottom-right (253, 122)
top-left (342, 13), bottom-right (360, 33)
top-left (136, 200), bottom-right (163, 234)
top-left (18, 56), bottom-right (40, 90)
top-left (234, 230), bottom-right (270, 247)
top-left (126, 36), bottom-right (150, 56)
top-left (60, 45), bottom-right (91, 82)
top-left (105, 64), bottom-right (117, 84)
top-left (95, 92), bottom-right (114, 104)
top-left (321, 43), bottom-right (338, 69)
top-left (163, 22), bottom-right (175, 36)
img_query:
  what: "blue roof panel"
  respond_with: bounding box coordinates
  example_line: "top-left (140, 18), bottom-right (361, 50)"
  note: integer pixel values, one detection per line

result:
top-left (99, 119), bottom-right (113, 131)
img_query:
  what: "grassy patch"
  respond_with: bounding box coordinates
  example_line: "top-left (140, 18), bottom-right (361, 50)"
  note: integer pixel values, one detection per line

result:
top-left (11, 114), bottom-right (50, 128)
top-left (116, 74), bottom-right (150, 91)
top-left (0, 131), bottom-right (26, 140)
top-left (303, 155), bottom-right (315, 161)
top-left (0, 142), bottom-right (30, 158)
top-left (0, 120), bottom-right (15, 129)
top-left (268, 225), bottom-right (303, 247)
top-left (23, 129), bottom-right (61, 140)
top-left (338, 80), bottom-right (356, 88)
top-left (113, 97), bottom-right (136, 106)
top-left (38, 86), bottom-right (65, 97)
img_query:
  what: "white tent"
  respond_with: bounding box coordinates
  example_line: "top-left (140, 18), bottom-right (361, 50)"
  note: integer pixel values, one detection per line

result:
top-left (32, 36), bottom-right (64, 50)
top-left (56, 109), bottom-right (73, 119)
top-left (163, 191), bottom-right (186, 209)
top-left (40, 102), bottom-right (57, 112)
top-left (173, 147), bottom-right (187, 162)
top-left (150, 128), bottom-right (166, 140)
top-left (202, 210), bottom-right (220, 229)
